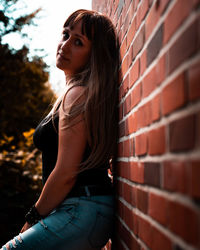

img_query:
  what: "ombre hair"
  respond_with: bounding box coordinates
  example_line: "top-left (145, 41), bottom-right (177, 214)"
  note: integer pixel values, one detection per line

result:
top-left (51, 9), bottom-right (119, 171)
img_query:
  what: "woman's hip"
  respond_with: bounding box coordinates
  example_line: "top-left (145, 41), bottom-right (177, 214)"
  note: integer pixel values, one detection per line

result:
top-left (1, 195), bottom-right (114, 250)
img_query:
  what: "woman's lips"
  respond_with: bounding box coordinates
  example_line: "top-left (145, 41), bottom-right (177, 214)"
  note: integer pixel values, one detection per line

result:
top-left (58, 52), bottom-right (69, 61)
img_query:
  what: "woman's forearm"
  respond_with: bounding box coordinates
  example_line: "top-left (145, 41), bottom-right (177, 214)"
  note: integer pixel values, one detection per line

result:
top-left (35, 167), bottom-right (76, 217)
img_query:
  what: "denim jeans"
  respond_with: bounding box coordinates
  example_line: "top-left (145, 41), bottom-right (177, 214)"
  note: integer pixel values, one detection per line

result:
top-left (1, 195), bottom-right (114, 250)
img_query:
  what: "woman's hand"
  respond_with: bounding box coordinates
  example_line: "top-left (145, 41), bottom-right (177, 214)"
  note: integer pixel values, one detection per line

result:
top-left (20, 222), bottom-right (31, 233)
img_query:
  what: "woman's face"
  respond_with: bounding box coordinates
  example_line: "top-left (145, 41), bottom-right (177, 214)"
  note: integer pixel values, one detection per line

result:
top-left (56, 19), bottom-right (92, 77)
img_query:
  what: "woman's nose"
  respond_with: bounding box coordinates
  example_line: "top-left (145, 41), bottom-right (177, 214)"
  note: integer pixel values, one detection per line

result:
top-left (61, 38), bottom-right (71, 52)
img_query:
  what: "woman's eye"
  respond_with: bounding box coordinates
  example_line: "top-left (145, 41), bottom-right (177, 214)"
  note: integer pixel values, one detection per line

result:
top-left (63, 32), bottom-right (69, 40)
top-left (74, 39), bottom-right (83, 46)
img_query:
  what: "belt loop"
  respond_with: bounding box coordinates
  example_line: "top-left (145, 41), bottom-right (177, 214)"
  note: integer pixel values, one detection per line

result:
top-left (85, 186), bottom-right (91, 197)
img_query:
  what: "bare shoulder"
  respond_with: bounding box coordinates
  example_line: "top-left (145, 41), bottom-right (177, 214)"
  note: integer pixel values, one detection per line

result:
top-left (60, 85), bottom-right (86, 116)
top-left (63, 85), bottom-right (86, 107)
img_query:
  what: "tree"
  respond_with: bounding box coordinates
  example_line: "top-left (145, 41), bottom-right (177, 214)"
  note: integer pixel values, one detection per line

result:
top-left (0, 0), bottom-right (56, 142)
top-left (0, 1), bottom-right (56, 243)
top-left (0, 0), bottom-right (41, 39)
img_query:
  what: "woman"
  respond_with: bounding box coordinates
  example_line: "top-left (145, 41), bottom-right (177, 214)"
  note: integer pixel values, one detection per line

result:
top-left (2, 9), bottom-right (119, 250)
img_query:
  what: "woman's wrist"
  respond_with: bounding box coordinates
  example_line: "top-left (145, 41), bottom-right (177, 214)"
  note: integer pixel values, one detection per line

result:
top-left (25, 205), bottom-right (43, 226)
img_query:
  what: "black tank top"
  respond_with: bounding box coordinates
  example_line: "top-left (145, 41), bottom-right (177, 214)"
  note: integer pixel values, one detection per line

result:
top-left (33, 114), bottom-right (111, 187)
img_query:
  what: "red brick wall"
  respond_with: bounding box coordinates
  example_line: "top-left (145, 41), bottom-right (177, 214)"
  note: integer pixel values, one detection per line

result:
top-left (92, 0), bottom-right (200, 249)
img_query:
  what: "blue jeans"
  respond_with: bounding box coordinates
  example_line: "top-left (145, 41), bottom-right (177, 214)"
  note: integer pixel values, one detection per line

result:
top-left (1, 195), bottom-right (114, 250)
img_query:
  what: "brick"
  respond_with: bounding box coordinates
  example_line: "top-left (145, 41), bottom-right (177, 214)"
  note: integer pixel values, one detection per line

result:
top-left (138, 214), bottom-right (172, 250)
top-left (123, 7), bottom-right (130, 32)
top-left (164, 0), bottom-right (195, 44)
top-left (198, 12), bottom-right (200, 49)
top-left (145, 2), bottom-right (160, 40)
top-left (121, 25), bottom-right (127, 43)
top-left (142, 65), bottom-right (157, 98)
top-left (130, 161), bottom-right (144, 184)
top-left (149, 192), bottom-right (168, 226)
top-left (151, 226), bottom-right (172, 250)
top-left (126, 0), bottom-right (135, 23)
top-left (119, 68), bottom-right (123, 85)
top-left (168, 20), bottom-right (198, 74)
top-left (188, 62), bottom-right (200, 101)
top-left (128, 44), bottom-right (133, 67)
top-left (150, 93), bottom-right (161, 122)
top-left (120, 37), bottom-right (127, 59)
top-left (168, 201), bottom-right (199, 245)
top-left (129, 58), bottom-right (140, 87)
top-left (147, 24), bottom-right (163, 66)
top-left (119, 121), bottom-right (125, 137)
top-left (136, 188), bottom-right (148, 214)
top-left (119, 103), bottom-right (123, 121)
top-left (136, 0), bottom-right (149, 30)
top-left (140, 49), bottom-right (147, 75)
top-left (137, 101), bottom-right (151, 128)
top-left (144, 162), bottom-right (161, 187)
top-left (123, 203), bottom-right (134, 231)
top-left (119, 84), bottom-right (123, 100)
top-left (121, 54), bottom-right (129, 76)
top-left (129, 0), bottom-right (136, 14)
top-left (118, 28), bottom-right (123, 44)
top-left (169, 115), bottom-right (195, 152)
top-left (162, 73), bottom-right (186, 115)
top-left (118, 142), bottom-right (123, 158)
top-left (131, 83), bottom-right (141, 108)
top-left (119, 222), bottom-right (140, 250)
top-left (148, 126), bottom-right (165, 155)
top-left (126, 111), bottom-right (137, 134)
top-left (163, 161), bottom-right (188, 193)
top-left (189, 160), bottom-right (200, 198)
top-left (115, 179), bottom-right (123, 197)
top-left (113, 0), bottom-right (119, 15)
top-left (135, 133), bottom-right (147, 156)
top-left (197, 111), bottom-right (200, 148)
top-left (130, 183), bottom-right (137, 207)
top-left (123, 182), bottom-right (132, 204)
top-left (157, 54), bottom-right (166, 85)
top-left (132, 25), bottom-right (145, 60)
top-left (124, 94), bottom-right (131, 115)
top-left (132, 211), bottom-right (139, 236)
top-left (118, 0), bottom-right (124, 17)
top-left (129, 137), bottom-right (134, 156)
top-left (127, 17), bottom-right (136, 49)
top-left (138, 216), bottom-right (152, 248)
top-left (122, 74), bottom-right (129, 97)
top-left (159, 0), bottom-right (171, 14)
top-left (118, 161), bottom-right (130, 179)
top-left (123, 139), bottom-right (130, 157)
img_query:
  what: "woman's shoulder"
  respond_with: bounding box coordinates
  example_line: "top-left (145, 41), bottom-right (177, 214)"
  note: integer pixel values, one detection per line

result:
top-left (61, 85), bottom-right (86, 113)
top-left (65, 85), bottom-right (86, 102)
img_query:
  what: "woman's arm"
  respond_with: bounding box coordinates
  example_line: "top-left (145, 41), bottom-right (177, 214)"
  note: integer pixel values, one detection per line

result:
top-left (34, 86), bottom-right (87, 217)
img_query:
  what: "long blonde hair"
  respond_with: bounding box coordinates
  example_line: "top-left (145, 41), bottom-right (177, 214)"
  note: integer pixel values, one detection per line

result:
top-left (50, 9), bottom-right (119, 171)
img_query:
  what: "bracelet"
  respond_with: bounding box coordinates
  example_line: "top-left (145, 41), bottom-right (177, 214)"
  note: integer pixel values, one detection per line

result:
top-left (25, 205), bottom-right (42, 226)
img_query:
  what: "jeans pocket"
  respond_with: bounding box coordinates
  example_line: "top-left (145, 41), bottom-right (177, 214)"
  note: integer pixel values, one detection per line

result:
top-left (88, 211), bottom-right (113, 248)
top-left (42, 203), bottom-right (78, 236)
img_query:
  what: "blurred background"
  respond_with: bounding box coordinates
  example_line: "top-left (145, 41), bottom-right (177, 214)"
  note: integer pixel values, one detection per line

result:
top-left (0, 0), bottom-right (91, 244)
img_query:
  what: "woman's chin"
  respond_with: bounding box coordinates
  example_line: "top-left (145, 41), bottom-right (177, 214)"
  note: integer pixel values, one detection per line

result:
top-left (56, 61), bottom-right (65, 71)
